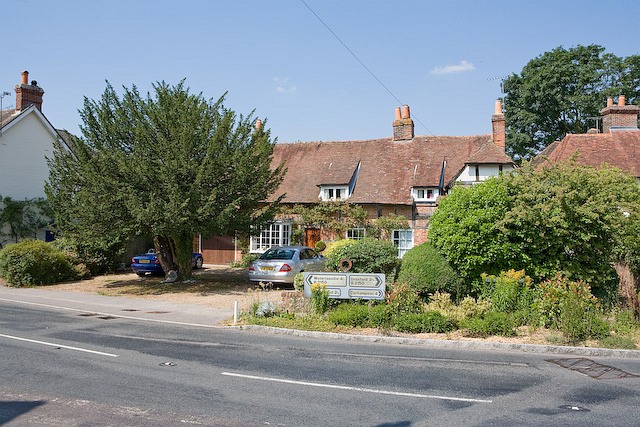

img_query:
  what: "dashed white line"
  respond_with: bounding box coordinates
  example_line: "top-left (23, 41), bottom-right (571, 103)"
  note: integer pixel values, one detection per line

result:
top-left (221, 372), bottom-right (493, 403)
top-left (0, 333), bottom-right (119, 357)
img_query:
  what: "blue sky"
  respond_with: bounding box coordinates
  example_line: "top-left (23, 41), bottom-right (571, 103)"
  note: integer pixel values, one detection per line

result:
top-left (2, 0), bottom-right (639, 143)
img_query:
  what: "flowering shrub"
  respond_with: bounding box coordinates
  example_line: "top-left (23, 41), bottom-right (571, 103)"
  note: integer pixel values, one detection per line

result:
top-left (310, 283), bottom-right (330, 314)
top-left (535, 274), bottom-right (607, 342)
top-left (386, 282), bottom-right (423, 317)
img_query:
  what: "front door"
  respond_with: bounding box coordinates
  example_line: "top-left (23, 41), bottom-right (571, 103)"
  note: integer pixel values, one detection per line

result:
top-left (305, 228), bottom-right (321, 249)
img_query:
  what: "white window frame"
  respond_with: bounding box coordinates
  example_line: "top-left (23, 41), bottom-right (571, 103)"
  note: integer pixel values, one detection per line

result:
top-left (392, 229), bottom-right (414, 258)
top-left (412, 187), bottom-right (439, 202)
top-left (346, 227), bottom-right (366, 240)
top-left (250, 222), bottom-right (292, 253)
top-left (319, 185), bottom-right (349, 201)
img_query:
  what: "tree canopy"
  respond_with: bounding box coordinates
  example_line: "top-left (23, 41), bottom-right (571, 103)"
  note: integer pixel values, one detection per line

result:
top-left (46, 81), bottom-right (285, 278)
top-left (503, 45), bottom-right (640, 160)
top-left (428, 161), bottom-right (640, 295)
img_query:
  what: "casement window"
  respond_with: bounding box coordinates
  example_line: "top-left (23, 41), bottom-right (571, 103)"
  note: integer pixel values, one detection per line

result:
top-left (392, 229), bottom-right (414, 258)
top-left (250, 222), bottom-right (291, 253)
top-left (346, 227), bottom-right (366, 240)
top-left (320, 186), bottom-right (349, 201)
top-left (412, 187), bottom-right (438, 202)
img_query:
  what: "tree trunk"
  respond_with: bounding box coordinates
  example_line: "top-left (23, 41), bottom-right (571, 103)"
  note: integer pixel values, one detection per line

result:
top-left (153, 235), bottom-right (179, 275)
top-left (173, 232), bottom-right (194, 280)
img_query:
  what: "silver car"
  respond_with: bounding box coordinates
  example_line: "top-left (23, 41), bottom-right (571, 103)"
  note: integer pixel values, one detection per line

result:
top-left (248, 246), bottom-right (326, 284)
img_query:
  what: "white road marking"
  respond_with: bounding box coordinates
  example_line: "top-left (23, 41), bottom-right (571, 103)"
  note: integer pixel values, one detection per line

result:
top-left (221, 372), bottom-right (493, 403)
top-left (0, 333), bottom-right (119, 357)
top-left (0, 297), bottom-right (218, 328)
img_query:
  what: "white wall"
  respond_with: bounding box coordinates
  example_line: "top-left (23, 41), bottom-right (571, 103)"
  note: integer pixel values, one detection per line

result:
top-left (0, 111), bottom-right (57, 199)
top-left (456, 164), bottom-right (513, 183)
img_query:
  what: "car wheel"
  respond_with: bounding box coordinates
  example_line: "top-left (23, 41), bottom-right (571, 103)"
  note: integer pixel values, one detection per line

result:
top-left (135, 272), bottom-right (145, 277)
top-left (195, 256), bottom-right (204, 269)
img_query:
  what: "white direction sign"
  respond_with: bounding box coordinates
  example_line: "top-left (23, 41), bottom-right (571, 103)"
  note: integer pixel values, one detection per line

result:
top-left (304, 272), bottom-right (385, 300)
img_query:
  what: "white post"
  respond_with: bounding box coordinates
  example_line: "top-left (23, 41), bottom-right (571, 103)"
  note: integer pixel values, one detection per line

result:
top-left (233, 301), bottom-right (239, 324)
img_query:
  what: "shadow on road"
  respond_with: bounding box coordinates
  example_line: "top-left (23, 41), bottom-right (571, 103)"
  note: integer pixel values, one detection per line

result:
top-left (0, 400), bottom-right (46, 424)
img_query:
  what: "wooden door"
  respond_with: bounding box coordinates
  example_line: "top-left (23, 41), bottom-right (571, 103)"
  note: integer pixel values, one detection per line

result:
top-left (305, 228), bottom-right (321, 249)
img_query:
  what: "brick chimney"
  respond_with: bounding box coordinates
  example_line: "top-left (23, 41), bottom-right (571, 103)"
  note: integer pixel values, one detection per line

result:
top-left (393, 104), bottom-right (414, 141)
top-left (601, 95), bottom-right (639, 133)
top-left (491, 98), bottom-right (506, 151)
top-left (15, 71), bottom-right (45, 112)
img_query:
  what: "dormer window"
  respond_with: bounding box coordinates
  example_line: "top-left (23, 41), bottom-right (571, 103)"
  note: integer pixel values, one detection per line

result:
top-left (320, 185), bottom-right (349, 201)
top-left (412, 187), bottom-right (439, 202)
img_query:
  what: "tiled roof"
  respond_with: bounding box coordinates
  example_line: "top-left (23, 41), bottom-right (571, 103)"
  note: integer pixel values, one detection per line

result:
top-left (0, 108), bottom-right (19, 131)
top-left (536, 131), bottom-right (640, 177)
top-left (270, 135), bottom-right (513, 205)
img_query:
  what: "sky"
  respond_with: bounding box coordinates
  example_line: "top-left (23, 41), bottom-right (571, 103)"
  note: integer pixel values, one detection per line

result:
top-left (2, 0), bottom-right (639, 143)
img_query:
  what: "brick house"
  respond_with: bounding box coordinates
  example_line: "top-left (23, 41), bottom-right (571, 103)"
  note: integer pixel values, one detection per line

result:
top-left (199, 101), bottom-right (514, 264)
top-left (535, 95), bottom-right (640, 175)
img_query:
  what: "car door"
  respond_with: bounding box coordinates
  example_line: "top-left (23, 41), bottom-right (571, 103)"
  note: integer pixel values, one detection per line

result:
top-left (305, 248), bottom-right (325, 271)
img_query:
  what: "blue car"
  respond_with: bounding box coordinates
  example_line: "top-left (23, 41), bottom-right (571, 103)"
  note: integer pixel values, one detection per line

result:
top-left (131, 249), bottom-right (204, 277)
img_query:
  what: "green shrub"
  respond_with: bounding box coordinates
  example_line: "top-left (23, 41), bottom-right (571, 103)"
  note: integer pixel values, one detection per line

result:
top-left (310, 283), bottom-right (330, 315)
top-left (0, 240), bottom-right (77, 286)
top-left (230, 252), bottom-right (259, 268)
top-left (386, 282), bottom-right (424, 317)
top-left (314, 241), bottom-right (326, 252)
top-left (393, 311), bottom-right (457, 334)
top-left (425, 292), bottom-right (492, 323)
top-left (397, 242), bottom-right (464, 299)
top-left (324, 239), bottom-right (357, 271)
top-left (340, 238), bottom-right (401, 278)
top-left (51, 236), bottom-right (124, 276)
top-left (535, 275), bottom-right (604, 342)
top-left (461, 312), bottom-right (516, 337)
top-left (328, 302), bottom-right (388, 328)
top-left (293, 272), bottom-right (305, 291)
top-left (480, 270), bottom-right (537, 314)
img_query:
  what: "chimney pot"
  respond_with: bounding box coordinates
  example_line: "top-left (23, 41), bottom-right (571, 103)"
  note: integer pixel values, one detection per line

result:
top-left (401, 104), bottom-right (410, 119)
top-left (494, 99), bottom-right (503, 115)
top-left (21, 71), bottom-right (29, 85)
top-left (394, 107), bottom-right (401, 121)
top-left (619, 95), bottom-right (626, 106)
top-left (607, 96), bottom-right (614, 107)
top-left (255, 118), bottom-right (262, 131)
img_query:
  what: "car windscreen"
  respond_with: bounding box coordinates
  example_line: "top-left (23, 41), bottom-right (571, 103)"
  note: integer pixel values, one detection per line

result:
top-left (260, 249), bottom-right (295, 260)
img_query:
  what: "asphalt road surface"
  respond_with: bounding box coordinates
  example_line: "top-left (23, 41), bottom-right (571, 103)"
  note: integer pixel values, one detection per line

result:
top-left (1, 297), bottom-right (640, 426)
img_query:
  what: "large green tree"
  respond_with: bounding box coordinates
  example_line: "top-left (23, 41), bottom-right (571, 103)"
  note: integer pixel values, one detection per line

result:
top-left (503, 45), bottom-right (640, 160)
top-left (46, 81), bottom-right (285, 279)
top-left (429, 161), bottom-right (640, 295)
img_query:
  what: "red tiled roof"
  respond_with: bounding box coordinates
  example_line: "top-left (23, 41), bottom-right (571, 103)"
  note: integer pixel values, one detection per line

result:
top-left (270, 135), bottom-right (513, 205)
top-left (536, 131), bottom-right (640, 177)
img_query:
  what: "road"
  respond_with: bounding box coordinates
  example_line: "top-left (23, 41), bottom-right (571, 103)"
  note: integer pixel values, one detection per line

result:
top-left (1, 298), bottom-right (640, 426)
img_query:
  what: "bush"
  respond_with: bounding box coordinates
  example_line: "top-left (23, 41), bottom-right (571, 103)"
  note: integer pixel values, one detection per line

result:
top-left (329, 238), bottom-right (400, 279)
top-left (480, 270), bottom-right (537, 314)
top-left (397, 242), bottom-right (464, 299)
top-left (535, 275), bottom-right (604, 342)
top-left (393, 311), bottom-right (457, 334)
top-left (314, 241), bottom-right (326, 252)
top-left (425, 292), bottom-right (492, 323)
top-left (461, 312), bottom-right (516, 337)
top-left (328, 302), bottom-right (388, 328)
top-left (324, 239), bottom-right (357, 271)
top-left (310, 283), bottom-right (330, 315)
top-left (386, 282), bottom-right (423, 317)
top-left (0, 240), bottom-right (77, 286)
top-left (230, 252), bottom-right (259, 268)
top-left (51, 237), bottom-right (124, 276)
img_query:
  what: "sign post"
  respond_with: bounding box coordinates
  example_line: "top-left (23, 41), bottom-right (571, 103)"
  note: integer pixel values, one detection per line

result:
top-left (303, 272), bottom-right (385, 300)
